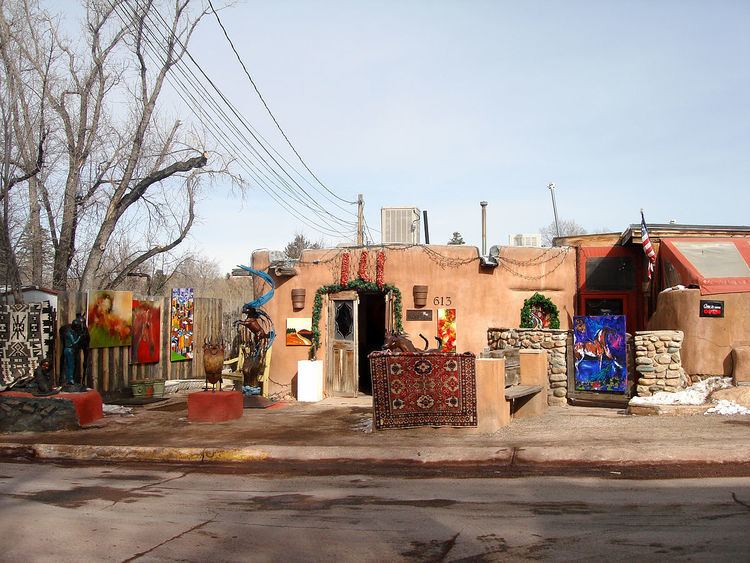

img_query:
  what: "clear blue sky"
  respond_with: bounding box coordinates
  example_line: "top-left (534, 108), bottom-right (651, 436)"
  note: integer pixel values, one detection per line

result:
top-left (60, 1), bottom-right (750, 271)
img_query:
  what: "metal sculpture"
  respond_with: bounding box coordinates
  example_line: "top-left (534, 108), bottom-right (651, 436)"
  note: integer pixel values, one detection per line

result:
top-left (202, 338), bottom-right (225, 391)
top-left (382, 332), bottom-right (443, 354)
top-left (225, 265), bottom-right (276, 393)
top-left (59, 314), bottom-right (90, 392)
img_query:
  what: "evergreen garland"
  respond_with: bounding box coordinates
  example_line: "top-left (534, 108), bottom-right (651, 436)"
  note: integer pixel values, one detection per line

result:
top-left (308, 279), bottom-right (402, 359)
top-left (520, 292), bottom-right (560, 329)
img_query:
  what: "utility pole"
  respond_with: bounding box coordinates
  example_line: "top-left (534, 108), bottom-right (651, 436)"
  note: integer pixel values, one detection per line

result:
top-left (548, 183), bottom-right (560, 238)
top-left (357, 193), bottom-right (364, 246)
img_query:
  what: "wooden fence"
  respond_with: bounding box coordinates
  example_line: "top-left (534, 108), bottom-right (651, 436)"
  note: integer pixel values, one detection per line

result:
top-left (56, 292), bottom-right (223, 394)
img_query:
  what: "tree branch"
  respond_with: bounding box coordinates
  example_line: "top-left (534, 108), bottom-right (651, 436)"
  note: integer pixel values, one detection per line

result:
top-left (116, 152), bottom-right (207, 212)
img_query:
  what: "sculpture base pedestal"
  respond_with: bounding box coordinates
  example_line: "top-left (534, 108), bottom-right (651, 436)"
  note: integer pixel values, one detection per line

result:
top-left (188, 391), bottom-right (243, 423)
top-left (1, 389), bottom-right (103, 427)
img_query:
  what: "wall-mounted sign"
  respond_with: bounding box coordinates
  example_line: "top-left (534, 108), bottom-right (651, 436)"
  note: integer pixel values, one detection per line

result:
top-left (406, 309), bottom-right (433, 322)
top-left (700, 300), bottom-right (724, 318)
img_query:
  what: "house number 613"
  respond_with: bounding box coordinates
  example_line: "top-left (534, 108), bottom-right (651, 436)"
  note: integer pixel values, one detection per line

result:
top-left (433, 296), bottom-right (452, 306)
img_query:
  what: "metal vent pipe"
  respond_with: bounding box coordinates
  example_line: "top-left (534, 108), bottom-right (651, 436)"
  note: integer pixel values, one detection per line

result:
top-left (480, 201), bottom-right (488, 255)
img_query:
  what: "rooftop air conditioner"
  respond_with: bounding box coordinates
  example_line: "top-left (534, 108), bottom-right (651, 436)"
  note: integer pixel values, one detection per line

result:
top-left (381, 207), bottom-right (421, 244)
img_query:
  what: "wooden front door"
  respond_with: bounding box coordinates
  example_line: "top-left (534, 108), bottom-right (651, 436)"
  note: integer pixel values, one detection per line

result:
top-left (326, 291), bottom-right (359, 397)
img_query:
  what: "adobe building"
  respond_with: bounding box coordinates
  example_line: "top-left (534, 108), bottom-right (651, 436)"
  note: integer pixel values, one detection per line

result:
top-left (244, 221), bottom-right (750, 405)
top-left (556, 224), bottom-right (750, 380)
top-left (251, 244), bottom-right (577, 399)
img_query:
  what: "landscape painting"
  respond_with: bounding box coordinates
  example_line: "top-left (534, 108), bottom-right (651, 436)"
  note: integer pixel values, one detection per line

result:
top-left (87, 290), bottom-right (133, 348)
top-left (286, 318), bottom-right (313, 346)
top-left (573, 315), bottom-right (627, 393)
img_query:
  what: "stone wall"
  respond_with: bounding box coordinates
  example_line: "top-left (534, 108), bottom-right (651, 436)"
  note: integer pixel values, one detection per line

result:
top-left (487, 328), bottom-right (569, 406)
top-left (634, 330), bottom-right (689, 396)
top-left (0, 395), bottom-right (79, 433)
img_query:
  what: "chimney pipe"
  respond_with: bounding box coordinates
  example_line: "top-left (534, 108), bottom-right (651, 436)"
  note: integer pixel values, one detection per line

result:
top-left (423, 210), bottom-right (430, 244)
top-left (480, 201), bottom-right (488, 255)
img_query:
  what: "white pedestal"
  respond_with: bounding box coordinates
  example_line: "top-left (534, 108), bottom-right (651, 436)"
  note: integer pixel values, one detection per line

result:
top-left (297, 360), bottom-right (324, 402)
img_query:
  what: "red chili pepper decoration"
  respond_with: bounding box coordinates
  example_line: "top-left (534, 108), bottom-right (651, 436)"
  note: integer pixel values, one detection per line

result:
top-left (340, 252), bottom-right (350, 287)
top-left (376, 250), bottom-right (385, 289)
top-left (358, 251), bottom-right (369, 281)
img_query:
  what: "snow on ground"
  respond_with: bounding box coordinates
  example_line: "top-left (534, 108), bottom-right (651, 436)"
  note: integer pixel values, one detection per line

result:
top-left (629, 377), bottom-right (733, 406)
top-left (705, 400), bottom-right (750, 416)
top-left (629, 377), bottom-right (750, 415)
top-left (103, 404), bottom-right (134, 416)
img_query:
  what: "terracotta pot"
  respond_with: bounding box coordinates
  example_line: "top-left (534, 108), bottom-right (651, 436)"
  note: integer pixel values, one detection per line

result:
top-left (413, 285), bottom-right (428, 308)
top-left (291, 288), bottom-right (306, 310)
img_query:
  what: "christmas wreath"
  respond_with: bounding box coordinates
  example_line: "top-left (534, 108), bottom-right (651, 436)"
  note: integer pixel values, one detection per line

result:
top-left (520, 292), bottom-right (560, 329)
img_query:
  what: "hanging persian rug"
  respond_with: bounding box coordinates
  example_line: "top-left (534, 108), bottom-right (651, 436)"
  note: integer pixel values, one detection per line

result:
top-left (369, 351), bottom-right (477, 429)
top-left (170, 288), bottom-right (194, 361)
top-left (131, 299), bottom-right (161, 364)
top-left (0, 302), bottom-right (54, 390)
top-left (573, 315), bottom-right (627, 393)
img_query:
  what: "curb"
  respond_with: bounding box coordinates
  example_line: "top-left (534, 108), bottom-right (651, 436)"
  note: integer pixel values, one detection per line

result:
top-left (4, 442), bottom-right (750, 467)
top-left (0, 443), bottom-right (516, 465)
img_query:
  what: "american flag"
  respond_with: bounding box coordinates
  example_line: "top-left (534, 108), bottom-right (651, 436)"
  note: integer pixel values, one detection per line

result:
top-left (641, 210), bottom-right (656, 279)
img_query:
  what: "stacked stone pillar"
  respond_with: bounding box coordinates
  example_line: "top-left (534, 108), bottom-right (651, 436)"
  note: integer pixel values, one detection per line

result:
top-left (634, 330), bottom-right (687, 396)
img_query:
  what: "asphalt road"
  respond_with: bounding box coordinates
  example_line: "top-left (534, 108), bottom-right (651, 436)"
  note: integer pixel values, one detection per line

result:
top-left (1, 462), bottom-right (749, 562)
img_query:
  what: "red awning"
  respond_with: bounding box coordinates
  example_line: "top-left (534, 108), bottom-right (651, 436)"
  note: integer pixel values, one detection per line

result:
top-left (659, 238), bottom-right (750, 295)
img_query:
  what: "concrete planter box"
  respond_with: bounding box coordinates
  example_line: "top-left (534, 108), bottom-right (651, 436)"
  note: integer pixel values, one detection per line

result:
top-left (131, 380), bottom-right (165, 399)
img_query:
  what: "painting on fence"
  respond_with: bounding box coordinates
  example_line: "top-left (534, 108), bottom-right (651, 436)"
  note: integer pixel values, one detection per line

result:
top-left (573, 315), bottom-right (627, 393)
top-left (170, 288), bottom-right (194, 361)
top-left (87, 290), bottom-right (133, 348)
top-left (286, 318), bottom-right (313, 346)
top-left (437, 308), bottom-right (457, 353)
top-left (131, 299), bottom-right (161, 364)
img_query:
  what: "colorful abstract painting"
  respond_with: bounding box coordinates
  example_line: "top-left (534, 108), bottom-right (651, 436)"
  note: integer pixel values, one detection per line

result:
top-left (438, 308), bottom-right (457, 353)
top-left (131, 299), bottom-right (161, 364)
top-left (170, 288), bottom-right (194, 361)
top-left (286, 318), bottom-right (312, 346)
top-left (573, 315), bottom-right (627, 393)
top-left (87, 290), bottom-right (133, 348)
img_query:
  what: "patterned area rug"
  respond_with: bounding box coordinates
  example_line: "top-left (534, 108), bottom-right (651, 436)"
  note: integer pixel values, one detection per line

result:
top-left (0, 302), bottom-right (54, 390)
top-left (369, 351), bottom-right (477, 429)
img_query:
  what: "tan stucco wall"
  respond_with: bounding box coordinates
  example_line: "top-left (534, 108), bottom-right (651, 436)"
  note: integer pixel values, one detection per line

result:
top-left (253, 245), bottom-right (577, 397)
top-left (647, 289), bottom-right (750, 376)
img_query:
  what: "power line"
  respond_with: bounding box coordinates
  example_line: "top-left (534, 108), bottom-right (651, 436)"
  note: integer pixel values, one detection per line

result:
top-left (205, 0), bottom-right (356, 206)
top-left (112, 1), bottom-right (357, 239)
top-left (110, 0), bottom-right (360, 238)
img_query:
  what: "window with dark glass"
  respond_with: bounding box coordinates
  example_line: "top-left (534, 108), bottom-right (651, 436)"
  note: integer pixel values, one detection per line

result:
top-left (585, 257), bottom-right (635, 291)
top-left (334, 301), bottom-right (354, 341)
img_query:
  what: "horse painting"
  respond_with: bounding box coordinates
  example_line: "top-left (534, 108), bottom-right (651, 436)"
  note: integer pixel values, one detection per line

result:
top-left (573, 315), bottom-right (627, 393)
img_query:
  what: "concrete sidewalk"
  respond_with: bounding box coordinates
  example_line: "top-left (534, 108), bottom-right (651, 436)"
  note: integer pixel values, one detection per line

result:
top-left (1, 395), bottom-right (750, 467)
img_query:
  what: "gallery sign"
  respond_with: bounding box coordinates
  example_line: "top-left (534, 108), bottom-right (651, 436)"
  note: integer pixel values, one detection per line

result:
top-left (700, 300), bottom-right (724, 318)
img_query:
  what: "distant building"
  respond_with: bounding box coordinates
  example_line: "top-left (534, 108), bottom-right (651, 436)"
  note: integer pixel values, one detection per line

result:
top-left (381, 207), bottom-right (421, 244)
top-left (508, 233), bottom-right (542, 247)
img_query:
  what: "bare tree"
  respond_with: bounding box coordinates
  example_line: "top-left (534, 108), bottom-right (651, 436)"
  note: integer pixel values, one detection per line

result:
top-left (1, 0), bottom-right (223, 292)
top-left (539, 219), bottom-right (587, 246)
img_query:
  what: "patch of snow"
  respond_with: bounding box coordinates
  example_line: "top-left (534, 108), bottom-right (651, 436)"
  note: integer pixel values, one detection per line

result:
top-left (352, 416), bottom-right (373, 433)
top-left (103, 404), bottom-right (133, 416)
top-left (629, 377), bottom-right (733, 406)
top-left (661, 284), bottom-right (687, 292)
top-left (705, 400), bottom-right (750, 416)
